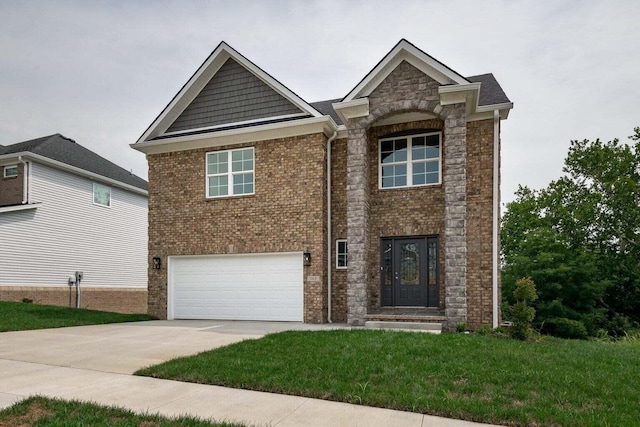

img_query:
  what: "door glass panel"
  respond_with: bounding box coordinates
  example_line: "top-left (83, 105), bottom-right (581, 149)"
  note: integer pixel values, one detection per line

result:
top-left (400, 243), bottom-right (419, 285)
top-left (383, 242), bottom-right (393, 286)
top-left (428, 239), bottom-right (437, 285)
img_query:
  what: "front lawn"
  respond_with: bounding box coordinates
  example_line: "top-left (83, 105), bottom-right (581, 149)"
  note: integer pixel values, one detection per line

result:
top-left (0, 301), bottom-right (155, 332)
top-left (0, 396), bottom-right (244, 426)
top-left (137, 329), bottom-right (640, 427)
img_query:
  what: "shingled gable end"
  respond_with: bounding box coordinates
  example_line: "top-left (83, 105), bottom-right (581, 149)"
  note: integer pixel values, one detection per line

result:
top-left (133, 39), bottom-right (512, 331)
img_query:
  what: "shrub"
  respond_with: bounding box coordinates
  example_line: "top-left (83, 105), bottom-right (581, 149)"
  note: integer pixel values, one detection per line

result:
top-left (511, 277), bottom-right (538, 340)
top-left (543, 317), bottom-right (588, 340)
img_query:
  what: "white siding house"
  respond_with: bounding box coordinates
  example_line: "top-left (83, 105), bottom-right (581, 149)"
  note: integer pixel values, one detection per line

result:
top-left (0, 134), bottom-right (148, 313)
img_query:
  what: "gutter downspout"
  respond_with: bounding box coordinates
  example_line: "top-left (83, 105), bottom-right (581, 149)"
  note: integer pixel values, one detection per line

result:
top-left (492, 110), bottom-right (500, 328)
top-left (326, 130), bottom-right (338, 323)
top-left (18, 156), bottom-right (28, 204)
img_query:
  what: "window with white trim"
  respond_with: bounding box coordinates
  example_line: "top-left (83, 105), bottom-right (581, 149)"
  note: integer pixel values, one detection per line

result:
top-left (93, 183), bottom-right (111, 207)
top-left (336, 239), bottom-right (348, 269)
top-left (379, 132), bottom-right (441, 188)
top-left (3, 165), bottom-right (18, 178)
top-left (206, 147), bottom-right (254, 198)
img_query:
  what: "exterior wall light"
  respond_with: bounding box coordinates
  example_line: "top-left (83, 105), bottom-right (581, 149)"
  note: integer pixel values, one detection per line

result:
top-left (152, 256), bottom-right (162, 270)
top-left (303, 252), bottom-right (312, 266)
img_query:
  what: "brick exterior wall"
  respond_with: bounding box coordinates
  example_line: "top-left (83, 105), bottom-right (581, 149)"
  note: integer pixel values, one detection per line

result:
top-left (330, 138), bottom-right (348, 322)
top-left (0, 163), bottom-right (24, 206)
top-left (147, 133), bottom-right (328, 322)
top-left (367, 120), bottom-right (446, 311)
top-left (466, 120), bottom-right (497, 328)
top-left (0, 286), bottom-right (147, 314)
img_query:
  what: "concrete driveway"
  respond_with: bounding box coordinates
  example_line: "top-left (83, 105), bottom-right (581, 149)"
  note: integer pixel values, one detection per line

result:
top-left (0, 320), bottom-right (346, 374)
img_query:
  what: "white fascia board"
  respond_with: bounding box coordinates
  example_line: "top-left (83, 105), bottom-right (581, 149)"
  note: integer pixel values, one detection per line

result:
top-left (137, 42), bottom-right (322, 144)
top-left (332, 98), bottom-right (370, 124)
top-left (336, 125), bottom-right (348, 139)
top-left (343, 40), bottom-right (469, 102)
top-left (132, 116), bottom-right (338, 155)
top-left (477, 102), bottom-right (514, 120)
top-left (0, 203), bottom-right (39, 213)
top-left (0, 152), bottom-right (148, 196)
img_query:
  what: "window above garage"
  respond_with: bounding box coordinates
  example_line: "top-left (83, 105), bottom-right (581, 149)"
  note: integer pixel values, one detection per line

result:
top-left (206, 147), bottom-right (254, 198)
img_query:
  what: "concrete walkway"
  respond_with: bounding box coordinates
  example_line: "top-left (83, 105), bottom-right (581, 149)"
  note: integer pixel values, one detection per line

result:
top-left (0, 321), bottom-right (496, 426)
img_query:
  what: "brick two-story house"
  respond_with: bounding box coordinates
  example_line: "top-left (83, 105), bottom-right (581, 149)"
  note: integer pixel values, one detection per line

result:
top-left (133, 39), bottom-right (512, 330)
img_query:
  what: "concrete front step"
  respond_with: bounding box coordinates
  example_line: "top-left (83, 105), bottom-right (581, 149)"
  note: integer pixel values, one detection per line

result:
top-left (364, 321), bottom-right (442, 334)
top-left (364, 314), bottom-right (447, 323)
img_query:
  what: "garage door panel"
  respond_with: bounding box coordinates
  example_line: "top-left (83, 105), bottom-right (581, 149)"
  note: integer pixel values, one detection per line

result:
top-left (170, 253), bottom-right (303, 321)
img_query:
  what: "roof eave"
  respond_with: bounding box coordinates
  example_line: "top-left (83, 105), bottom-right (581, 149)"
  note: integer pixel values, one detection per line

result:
top-left (132, 116), bottom-right (338, 155)
top-left (0, 152), bottom-right (148, 196)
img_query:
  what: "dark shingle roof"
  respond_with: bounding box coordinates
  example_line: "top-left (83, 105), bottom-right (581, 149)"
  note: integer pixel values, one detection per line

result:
top-left (311, 75), bottom-right (510, 126)
top-left (310, 98), bottom-right (343, 126)
top-left (0, 134), bottom-right (148, 191)
top-left (466, 73), bottom-right (511, 106)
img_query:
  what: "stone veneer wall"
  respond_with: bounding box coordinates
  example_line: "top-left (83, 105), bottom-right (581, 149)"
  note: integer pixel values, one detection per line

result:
top-left (0, 286), bottom-right (147, 314)
top-left (366, 120), bottom-right (446, 310)
top-left (345, 60), bottom-right (472, 327)
top-left (443, 104), bottom-right (468, 331)
top-left (0, 162), bottom-right (24, 206)
top-left (146, 133), bottom-right (328, 322)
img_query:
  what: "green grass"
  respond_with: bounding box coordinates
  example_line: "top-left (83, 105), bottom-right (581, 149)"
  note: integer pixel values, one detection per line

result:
top-left (0, 301), bottom-right (155, 332)
top-left (137, 329), bottom-right (640, 427)
top-left (0, 396), bottom-right (244, 426)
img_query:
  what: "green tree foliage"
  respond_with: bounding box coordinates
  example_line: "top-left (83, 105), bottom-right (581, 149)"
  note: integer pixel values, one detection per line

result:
top-left (510, 277), bottom-right (538, 340)
top-left (502, 128), bottom-right (640, 337)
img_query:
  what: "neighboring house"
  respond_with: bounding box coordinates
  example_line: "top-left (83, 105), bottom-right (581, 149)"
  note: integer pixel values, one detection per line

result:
top-left (0, 134), bottom-right (148, 313)
top-left (133, 39), bottom-right (513, 330)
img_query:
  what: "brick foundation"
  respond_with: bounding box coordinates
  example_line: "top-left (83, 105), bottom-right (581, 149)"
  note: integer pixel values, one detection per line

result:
top-left (0, 286), bottom-right (148, 314)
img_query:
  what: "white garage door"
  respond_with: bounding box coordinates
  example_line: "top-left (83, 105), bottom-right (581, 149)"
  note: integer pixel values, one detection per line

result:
top-left (169, 252), bottom-right (303, 321)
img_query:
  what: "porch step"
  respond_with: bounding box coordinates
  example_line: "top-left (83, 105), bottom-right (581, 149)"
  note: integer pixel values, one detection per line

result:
top-left (365, 320), bottom-right (442, 334)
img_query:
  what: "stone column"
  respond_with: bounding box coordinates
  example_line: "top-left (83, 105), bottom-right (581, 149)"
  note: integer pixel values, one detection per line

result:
top-left (346, 123), bottom-right (369, 326)
top-left (443, 104), bottom-right (468, 331)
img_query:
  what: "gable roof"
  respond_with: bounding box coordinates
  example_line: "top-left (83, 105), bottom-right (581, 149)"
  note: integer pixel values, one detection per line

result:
top-left (137, 41), bottom-right (325, 144)
top-left (343, 39), bottom-right (470, 102)
top-left (0, 134), bottom-right (148, 191)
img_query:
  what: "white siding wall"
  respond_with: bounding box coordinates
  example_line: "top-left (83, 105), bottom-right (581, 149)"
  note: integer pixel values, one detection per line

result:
top-left (0, 162), bottom-right (147, 288)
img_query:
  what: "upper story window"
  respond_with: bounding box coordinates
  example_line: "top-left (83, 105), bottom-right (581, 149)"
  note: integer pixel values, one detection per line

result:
top-left (93, 183), bottom-right (111, 207)
top-left (206, 147), bottom-right (254, 198)
top-left (379, 132), bottom-right (441, 188)
top-left (3, 165), bottom-right (18, 178)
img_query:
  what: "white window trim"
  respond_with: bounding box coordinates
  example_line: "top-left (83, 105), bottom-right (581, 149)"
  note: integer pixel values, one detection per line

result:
top-left (378, 131), bottom-right (442, 189)
top-left (3, 165), bottom-right (18, 178)
top-left (93, 182), bottom-right (111, 207)
top-left (336, 239), bottom-right (348, 269)
top-left (205, 147), bottom-right (255, 198)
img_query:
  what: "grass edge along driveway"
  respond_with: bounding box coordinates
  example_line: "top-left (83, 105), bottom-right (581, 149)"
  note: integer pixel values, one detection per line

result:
top-left (137, 329), bottom-right (640, 427)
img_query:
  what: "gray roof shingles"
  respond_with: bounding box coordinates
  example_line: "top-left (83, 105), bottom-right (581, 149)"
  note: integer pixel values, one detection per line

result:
top-left (0, 134), bottom-right (148, 191)
top-left (312, 74), bottom-right (510, 127)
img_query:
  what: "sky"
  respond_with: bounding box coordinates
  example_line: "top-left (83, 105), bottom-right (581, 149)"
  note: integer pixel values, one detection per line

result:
top-left (1, 0), bottom-right (639, 206)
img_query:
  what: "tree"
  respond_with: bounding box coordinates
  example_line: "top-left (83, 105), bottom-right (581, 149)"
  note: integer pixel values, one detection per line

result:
top-left (502, 128), bottom-right (640, 336)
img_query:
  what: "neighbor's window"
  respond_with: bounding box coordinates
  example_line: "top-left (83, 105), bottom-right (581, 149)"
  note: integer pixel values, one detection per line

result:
top-left (3, 165), bottom-right (18, 178)
top-left (93, 183), bottom-right (111, 207)
top-left (379, 132), bottom-right (441, 188)
top-left (336, 239), bottom-right (348, 269)
top-left (206, 147), bottom-right (254, 198)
